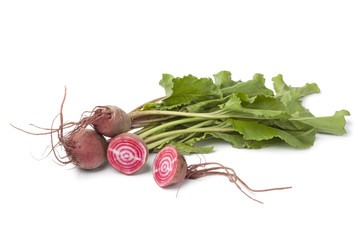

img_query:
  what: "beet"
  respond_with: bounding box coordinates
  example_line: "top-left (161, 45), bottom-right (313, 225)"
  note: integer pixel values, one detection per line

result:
top-left (107, 133), bottom-right (149, 175)
top-left (153, 146), bottom-right (187, 187)
top-left (11, 88), bottom-right (111, 170)
top-left (92, 105), bottom-right (131, 137)
top-left (64, 129), bottom-right (108, 169)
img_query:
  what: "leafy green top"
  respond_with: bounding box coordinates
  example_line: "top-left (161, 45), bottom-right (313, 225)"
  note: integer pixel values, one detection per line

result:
top-left (138, 71), bottom-right (350, 153)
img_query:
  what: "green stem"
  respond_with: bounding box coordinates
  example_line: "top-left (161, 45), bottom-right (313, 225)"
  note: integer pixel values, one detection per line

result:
top-left (129, 110), bottom-right (264, 120)
top-left (144, 127), bottom-right (234, 144)
top-left (146, 120), bottom-right (215, 149)
top-left (147, 136), bottom-right (178, 150)
top-left (138, 117), bottom-right (206, 139)
top-left (132, 115), bottom-right (176, 125)
top-left (132, 125), bottom-right (154, 135)
top-left (129, 110), bottom-right (216, 119)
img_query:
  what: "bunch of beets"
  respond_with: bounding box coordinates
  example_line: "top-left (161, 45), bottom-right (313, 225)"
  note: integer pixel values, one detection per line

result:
top-left (15, 71), bottom-right (350, 203)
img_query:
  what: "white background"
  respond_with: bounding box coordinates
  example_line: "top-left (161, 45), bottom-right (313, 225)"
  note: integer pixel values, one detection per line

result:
top-left (1, 1), bottom-right (359, 239)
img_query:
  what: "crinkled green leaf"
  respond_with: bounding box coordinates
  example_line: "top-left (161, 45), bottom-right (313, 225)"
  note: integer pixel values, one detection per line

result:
top-left (272, 74), bottom-right (290, 95)
top-left (272, 74), bottom-right (320, 117)
top-left (270, 119), bottom-right (312, 131)
top-left (235, 92), bottom-right (255, 103)
top-left (228, 118), bottom-right (316, 148)
top-left (161, 75), bottom-right (223, 107)
top-left (168, 142), bottom-right (214, 155)
top-left (243, 95), bottom-right (286, 111)
top-left (183, 132), bottom-right (209, 146)
top-left (221, 73), bottom-right (274, 97)
top-left (159, 74), bottom-right (175, 96)
top-left (185, 97), bottom-right (229, 113)
top-left (291, 109), bottom-right (350, 135)
top-left (142, 102), bottom-right (161, 110)
top-left (186, 92), bottom-right (254, 113)
top-left (220, 94), bottom-right (290, 119)
top-left (209, 132), bottom-right (282, 149)
top-left (152, 132), bottom-right (214, 154)
top-left (213, 70), bottom-right (237, 88)
top-left (272, 74), bottom-right (320, 99)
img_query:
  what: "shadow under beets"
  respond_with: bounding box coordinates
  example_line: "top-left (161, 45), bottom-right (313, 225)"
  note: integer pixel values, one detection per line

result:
top-left (75, 160), bottom-right (110, 175)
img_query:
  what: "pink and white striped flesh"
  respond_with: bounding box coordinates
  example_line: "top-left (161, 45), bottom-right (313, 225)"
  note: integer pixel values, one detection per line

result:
top-left (153, 146), bottom-right (187, 187)
top-left (107, 133), bottom-right (148, 175)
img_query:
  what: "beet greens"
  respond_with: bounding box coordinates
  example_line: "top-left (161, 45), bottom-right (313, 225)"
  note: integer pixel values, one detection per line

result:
top-left (129, 71), bottom-right (349, 154)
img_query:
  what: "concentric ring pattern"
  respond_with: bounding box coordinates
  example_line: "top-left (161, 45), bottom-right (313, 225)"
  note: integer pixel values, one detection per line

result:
top-left (107, 135), bottom-right (147, 174)
top-left (153, 146), bottom-right (178, 187)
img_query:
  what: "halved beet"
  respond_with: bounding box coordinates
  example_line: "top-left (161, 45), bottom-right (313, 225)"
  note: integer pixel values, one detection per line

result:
top-left (152, 146), bottom-right (292, 203)
top-left (153, 146), bottom-right (187, 187)
top-left (107, 133), bottom-right (148, 175)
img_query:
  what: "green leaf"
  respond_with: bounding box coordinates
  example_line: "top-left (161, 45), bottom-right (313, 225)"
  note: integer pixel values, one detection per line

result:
top-left (159, 74), bottom-right (175, 96)
top-left (270, 119), bottom-right (312, 131)
top-left (213, 70), bottom-right (237, 88)
top-left (183, 132), bottom-right (209, 146)
top-left (141, 102), bottom-right (161, 110)
top-left (235, 92), bottom-right (255, 103)
top-left (291, 109), bottom-right (350, 135)
top-left (209, 132), bottom-right (282, 149)
top-left (228, 118), bottom-right (316, 148)
top-left (185, 97), bottom-right (229, 113)
top-left (221, 94), bottom-right (290, 119)
top-left (186, 92), bottom-right (254, 114)
top-left (272, 74), bottom-right (320, 117)
top-left (272, 74), bottom-right (290, 95)
top-left (243, 95), bottom-right (286, 111)
top-left (168, 142), bottom-right (214, 155)
top-left (220, 94), bottom-right (243, 112)
top-left (161, 75), bottom-right (223, 107)
top-left (221, 73), bottom-right (274, 97)
top-left (272, 74), bottom-right (320, 99)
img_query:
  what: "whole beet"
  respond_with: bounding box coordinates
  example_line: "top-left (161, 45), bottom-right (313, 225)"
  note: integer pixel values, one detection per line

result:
top-left (66, 129), bottom-right (108, 170)
top-left (92, 105), bottom-right (131, 137)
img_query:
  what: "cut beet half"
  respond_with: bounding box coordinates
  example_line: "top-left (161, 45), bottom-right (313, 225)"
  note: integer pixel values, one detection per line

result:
top-left (153, 146), bottom-right (187, 187)
top-left (107, 133), bottom-right (149, 175)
